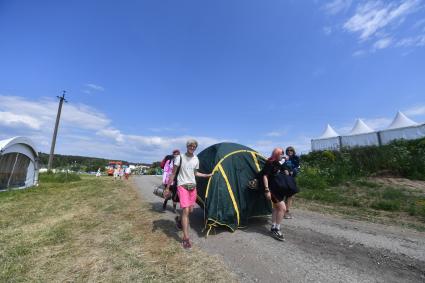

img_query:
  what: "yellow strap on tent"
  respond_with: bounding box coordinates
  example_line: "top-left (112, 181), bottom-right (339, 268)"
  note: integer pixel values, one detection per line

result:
top-left (251, 152), bottom-right (261, 172)
top-left (205, 149), bottom-right (264, 198)
top-left (218, 164), bottom-right (240, 226)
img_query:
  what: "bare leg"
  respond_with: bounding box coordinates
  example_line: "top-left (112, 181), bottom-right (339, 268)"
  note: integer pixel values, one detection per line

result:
top-left (276, 201), bottom-right (286, 225)
top-left (181, 207), bottom-right (190, 240)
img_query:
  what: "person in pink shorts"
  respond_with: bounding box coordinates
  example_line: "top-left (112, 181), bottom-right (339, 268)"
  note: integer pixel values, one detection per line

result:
top-left (164, 139), bottom-right (212, 249)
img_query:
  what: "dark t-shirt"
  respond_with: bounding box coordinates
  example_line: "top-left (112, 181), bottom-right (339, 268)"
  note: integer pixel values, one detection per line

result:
top-left (262, 160), bottom-right (282, 177)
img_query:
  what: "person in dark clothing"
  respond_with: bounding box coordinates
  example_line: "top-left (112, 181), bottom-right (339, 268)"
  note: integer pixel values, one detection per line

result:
top-left (262, 147), bottom-right (286, 241)
top-left (283, 146), bottom-right (300, 219)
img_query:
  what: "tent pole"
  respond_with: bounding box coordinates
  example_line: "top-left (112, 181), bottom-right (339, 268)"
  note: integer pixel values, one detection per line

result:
top-left (7, 153), bottom-right (19, 189)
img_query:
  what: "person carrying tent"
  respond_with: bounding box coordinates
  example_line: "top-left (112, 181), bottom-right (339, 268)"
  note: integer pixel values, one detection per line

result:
top-left (162, 149), bottom-right (180, 212)
top-left (164, 139), bottom-right (212, 249)
top-left (262, 147), bottom-right (288, 241)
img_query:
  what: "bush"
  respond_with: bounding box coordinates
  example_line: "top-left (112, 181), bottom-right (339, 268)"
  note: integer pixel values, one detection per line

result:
top-left (301, 137), bottom-right (425, 183)
top-left (39, 172), bottom-right (81, 183)
top-left (297, 166), bottom-right (327, 190)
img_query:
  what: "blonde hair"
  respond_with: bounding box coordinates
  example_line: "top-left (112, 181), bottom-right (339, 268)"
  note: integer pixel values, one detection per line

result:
top-left (186, 139), bottom-right (198, 147)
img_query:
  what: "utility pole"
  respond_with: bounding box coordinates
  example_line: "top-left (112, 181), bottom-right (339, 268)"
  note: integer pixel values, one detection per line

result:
top-left (48, 91), bottom-right (68, 170)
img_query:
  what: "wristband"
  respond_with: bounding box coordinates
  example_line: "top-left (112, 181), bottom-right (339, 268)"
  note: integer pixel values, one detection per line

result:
top-left (264, 189), bottom-right (270, 193)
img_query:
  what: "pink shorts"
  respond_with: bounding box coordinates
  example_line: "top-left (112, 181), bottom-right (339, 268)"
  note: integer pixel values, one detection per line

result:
top-left (177, 186), bottom-right (197, 208)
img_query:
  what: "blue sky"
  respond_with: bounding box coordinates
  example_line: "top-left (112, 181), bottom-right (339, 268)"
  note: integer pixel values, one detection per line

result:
top-left (1, 0), bottom-right (425, 162)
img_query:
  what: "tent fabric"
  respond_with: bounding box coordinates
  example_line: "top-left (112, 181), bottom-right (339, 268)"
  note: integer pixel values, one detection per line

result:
top-left (387, 111), bottom-right (418, 130)
top-left (196, 142), bottom-right (272, 232)
top-left (0, 137), bottom-right (39, 191)
top-left (380, 123), bottom-right (425, 145)
top-left (341, 132), bottom-right (380, 148)
top-left (349, 119), bottom-right (374, 135)
top-left (319, 124), bottom-right (339, 139)
top-left (311, 137), bottom-right (341, 151)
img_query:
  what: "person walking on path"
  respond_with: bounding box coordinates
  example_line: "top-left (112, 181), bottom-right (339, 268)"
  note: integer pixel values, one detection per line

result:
top-left (162, 149), bottom-right (180, 212)
top-left (124, 166), bottom-right (131, 180)
top-left (262, 147), bottom-right (286, 241)
top-left (164, 139), bottom-right (212, 249)
top-left (283, 146), bottom-right (300, 219)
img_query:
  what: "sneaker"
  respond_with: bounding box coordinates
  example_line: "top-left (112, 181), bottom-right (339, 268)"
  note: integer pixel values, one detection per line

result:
top-left (271, 228), bottom-right (284, 241)
top-left (284, 212), bottom-right (293, 219)
top-left (162, 201), bottom-right (167, 211)
top-left (175, 216), bottom-right (182, 230)
top-left (182, 238), bottom-right (192, 249)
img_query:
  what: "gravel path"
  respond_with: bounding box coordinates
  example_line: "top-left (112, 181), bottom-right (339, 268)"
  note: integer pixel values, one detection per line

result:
top-left (134, 176), bottom-right (425, 283)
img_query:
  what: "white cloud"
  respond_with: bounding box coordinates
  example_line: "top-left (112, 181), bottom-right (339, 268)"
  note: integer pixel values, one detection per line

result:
top-left (323, 26), bottom-right (333, 35)
top-left (0, 95), bottom-right (225, 162)
top-left (324, 0), bottom-right (352, 15)
top-left (85, 83), bottom-right (105, 92)
top-left (344, 0), bottom-right (421, 41)
top-left (404, 105), bottom-right (425, 116)
top-left (0, 111), bottom-right (42, 130)
top-left (397, 34), bottom-right (425, 46)
top-left (266, 131), bottom-right (283, 137)
top-left (83, 83), bottom-right (105, 94)
top-left (352, 49), bottom-right (366, 56)
top-left (373, 37), bottom-right (393, 49)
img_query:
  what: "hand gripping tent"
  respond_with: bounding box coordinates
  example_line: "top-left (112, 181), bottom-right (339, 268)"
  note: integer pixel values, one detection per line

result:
top-left (196, 142), bottom-right (272, 234)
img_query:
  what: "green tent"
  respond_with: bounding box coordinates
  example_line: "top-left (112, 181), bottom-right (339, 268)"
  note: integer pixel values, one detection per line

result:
top-left (196, 142), bottom-right (272, 234)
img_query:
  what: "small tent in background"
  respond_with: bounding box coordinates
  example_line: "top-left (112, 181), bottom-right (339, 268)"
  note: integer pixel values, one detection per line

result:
top-left (0, 137), bottom-right (39, 191)
top-left (311, 124), bottom-right (341, 151)
top-left (196, 142), bottom-right (271, 233)
top-left (341, 119), bottom-right (380, 148)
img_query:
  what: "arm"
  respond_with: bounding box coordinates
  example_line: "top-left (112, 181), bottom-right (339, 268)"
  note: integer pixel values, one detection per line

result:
top-left (263, 174), bottom-right (271, 200)
top-left (195, 171), bottom-right (213, 178)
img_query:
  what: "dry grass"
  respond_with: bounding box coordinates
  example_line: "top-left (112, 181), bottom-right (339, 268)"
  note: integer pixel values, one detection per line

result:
top-left (0, 176), bottom-right (237, 282)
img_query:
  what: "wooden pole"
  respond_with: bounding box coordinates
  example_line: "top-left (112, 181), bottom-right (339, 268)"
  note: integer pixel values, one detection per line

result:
top-left (47, 91), bottom-right (67, 170)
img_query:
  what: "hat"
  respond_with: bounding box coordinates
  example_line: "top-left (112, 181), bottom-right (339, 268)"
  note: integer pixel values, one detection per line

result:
top-left (172, 149), bottom-right (180, 155)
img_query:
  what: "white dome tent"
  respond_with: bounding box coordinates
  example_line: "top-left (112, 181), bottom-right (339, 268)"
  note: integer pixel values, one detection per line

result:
top-left (311, 124), bottom-right (341, 151)
top-left (341, 119), bottom-right (380, 148)
top-left (0, 137), bottom-right (39, 191)
top-left (380, 111), bottom-right (425, 145)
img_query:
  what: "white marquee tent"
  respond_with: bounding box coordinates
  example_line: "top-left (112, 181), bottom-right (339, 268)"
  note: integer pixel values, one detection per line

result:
top-left (380, 111), bottom-right (424, 145)
top-left (341, 119), bottom-right (380, 148)
top-left (0, 137), bottom-right (39, 191)
top-left (311, 112), bottom-right (425, 151)
top-left (311, 124), bottom-right (341, 151)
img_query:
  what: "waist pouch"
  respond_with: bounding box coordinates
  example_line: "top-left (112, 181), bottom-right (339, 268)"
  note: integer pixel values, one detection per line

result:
top-left (181, 183), bottom-right (196, 191)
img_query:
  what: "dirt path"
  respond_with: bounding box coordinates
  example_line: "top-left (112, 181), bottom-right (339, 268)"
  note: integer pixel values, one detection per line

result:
top-left (134, 176), bottom-right (425, 283)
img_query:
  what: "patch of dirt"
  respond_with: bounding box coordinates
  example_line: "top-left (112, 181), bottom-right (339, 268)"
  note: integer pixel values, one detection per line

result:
top-left (135, 176), bottom-right (425, 283)
top-left (370, 177), bottom-right (425, 192)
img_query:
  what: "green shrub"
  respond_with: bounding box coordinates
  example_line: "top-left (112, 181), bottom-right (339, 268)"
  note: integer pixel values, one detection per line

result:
top-left (39, 172), bottom-right (81, 183)
top-left (371, 200), bottom-right (400, 211)
top-left (297, 167), bottom-right (327, 190)
top-left (301, 137), bottom-right (425, 182)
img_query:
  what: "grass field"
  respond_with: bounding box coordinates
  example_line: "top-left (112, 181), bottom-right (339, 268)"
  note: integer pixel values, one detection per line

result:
top-left (0, 175), bottom-right (236, 282)
top-left (296, 177), bottom-right (425, 231)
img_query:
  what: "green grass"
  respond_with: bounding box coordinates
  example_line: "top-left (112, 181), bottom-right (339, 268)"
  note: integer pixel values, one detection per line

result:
top-left (296, 177), bottom-right (425, 230)
top-left (38, 172), bottom-right (81, 183)
top-left (0, 176), bottom-right (236, 282)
